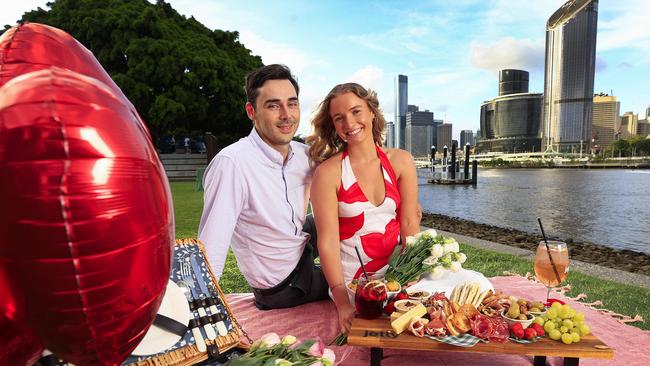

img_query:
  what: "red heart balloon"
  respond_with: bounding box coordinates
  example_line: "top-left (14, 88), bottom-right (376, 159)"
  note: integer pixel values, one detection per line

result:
top-left (0, 23), bottom-right (146, 132)
top-left (0, 270), bottom-right (43, 366)
top-left (0, 24), bottom-right (173, 366)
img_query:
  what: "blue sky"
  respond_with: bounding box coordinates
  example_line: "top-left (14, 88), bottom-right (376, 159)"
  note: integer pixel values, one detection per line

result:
top-left (3, 0), bottom-right (649, 140)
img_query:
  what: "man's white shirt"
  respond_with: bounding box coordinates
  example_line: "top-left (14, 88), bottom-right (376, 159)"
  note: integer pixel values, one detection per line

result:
top-left (198, 128), bottom-right (314, 289)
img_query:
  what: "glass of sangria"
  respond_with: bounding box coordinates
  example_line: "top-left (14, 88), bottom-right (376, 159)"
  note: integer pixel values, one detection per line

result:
top-left (533, 240), bottom-right (570, 302)
top-left (354, 273), bottom-right (387, 319)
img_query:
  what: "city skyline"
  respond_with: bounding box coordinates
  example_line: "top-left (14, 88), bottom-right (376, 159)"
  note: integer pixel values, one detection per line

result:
top-left (2, 0), bottom-right (649, 141)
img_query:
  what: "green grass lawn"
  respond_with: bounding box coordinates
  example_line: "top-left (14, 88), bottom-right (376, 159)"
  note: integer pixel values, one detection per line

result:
top-left (171, 181), bottom-right (650, 330)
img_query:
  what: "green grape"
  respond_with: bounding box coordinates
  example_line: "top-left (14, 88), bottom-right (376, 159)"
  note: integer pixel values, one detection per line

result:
top-left (567, 309), bottom-right (576, 319)
top-left (561, 333), bottom-right (573, 345)
top-left (562, 319), bottom-right (574, 329)
top-left (571, 332), bottom-right (581, 343)
top-left (551, 302), bottom-right (562, 310)
top-left (573, 320), bottom-right (584, 327)
top-left (574, 312), bottom-right (585, 322)
top-left (549, 329), bottom-right (562, 340)
top-left (560, 326), bottom-right (569, 333)
top-left (544, 321), bottom-right (556, 333)
top-left (579, 324), bottom-right (591, 336)
top-left (557, 308), bottom-right (569, 319)
top-left (546, 308), bottom-right (558, 319)
top-left (534, 316), bottom-right (545, 326)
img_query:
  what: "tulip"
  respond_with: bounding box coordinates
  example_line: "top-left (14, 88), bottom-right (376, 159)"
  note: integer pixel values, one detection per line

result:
top-left (443, 241), bottom-right (459, 254)
top-left (425, 228), bottom-right (438, 237)
top-left (406, 235), bottom-right (417, 246)
top-left (259, 332), bottom-right (281, 347)
top-left (457, 253), bottom-right (467, 264)
top-left (450, 261), bottom-right (462, 272)
top-left (281, 335), bottom-right (297, 346)
top-left (430, 266), bottom-right (444, 279)
top-left (322, 348), bottom-right (336, 365)
top-left (308, 339), bottom-right (325, 357)
top-left (422, 255), bottom-right (438, 266)
top-left (275, 359), bottom-right (294, 366)
top-left (430, 244), bottom-right (444, 258)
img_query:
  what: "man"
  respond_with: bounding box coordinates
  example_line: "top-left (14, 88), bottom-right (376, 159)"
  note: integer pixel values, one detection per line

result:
top-left (198, 64), bottom-right (328, 310)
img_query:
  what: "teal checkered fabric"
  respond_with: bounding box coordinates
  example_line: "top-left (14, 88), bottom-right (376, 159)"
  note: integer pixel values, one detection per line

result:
top-left (425, 334), bottom-right (484, 347)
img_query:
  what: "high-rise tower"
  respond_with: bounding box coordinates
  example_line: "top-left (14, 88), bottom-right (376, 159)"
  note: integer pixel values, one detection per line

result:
top-left (394, 75), bottom-right (408, 149)
top-left (542, 0), bottom-right (598, 153)
top-left (592, 94), bottom-right (620, 149)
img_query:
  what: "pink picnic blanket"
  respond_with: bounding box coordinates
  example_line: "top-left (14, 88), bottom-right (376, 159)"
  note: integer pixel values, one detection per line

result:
top-left (225, 275), bottom-right (650, 365)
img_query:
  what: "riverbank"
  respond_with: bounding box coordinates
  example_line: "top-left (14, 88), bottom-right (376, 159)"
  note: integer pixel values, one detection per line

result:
top-left (421, 212), bottom-right (650, 276)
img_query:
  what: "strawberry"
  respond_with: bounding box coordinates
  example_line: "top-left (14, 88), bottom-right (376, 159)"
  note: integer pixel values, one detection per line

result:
top-left (524, 327), bottom-right (537, 340)
top-left (384, 301), bottom-right (396, 315)
top-left (546, 298), bottom-right (565, 307)
top-left (531, 323), bottom-right (545, 337)
top-left (395, 291), bottom-right (409, 301)
top-left (509, 323), bottom-right (524, 339)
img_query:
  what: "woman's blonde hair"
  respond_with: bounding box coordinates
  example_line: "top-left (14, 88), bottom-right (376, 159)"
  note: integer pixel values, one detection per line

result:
top-left (306, 83), bottom-right (386, 163)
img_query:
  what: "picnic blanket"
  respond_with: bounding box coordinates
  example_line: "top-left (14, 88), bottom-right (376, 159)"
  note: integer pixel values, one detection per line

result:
top-left (225, 275), bottom-right (650, 366)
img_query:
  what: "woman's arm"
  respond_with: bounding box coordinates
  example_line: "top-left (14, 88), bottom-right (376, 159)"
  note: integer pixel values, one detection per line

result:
top-left (391, 149), bottom-right (421, 244)
top-left (311, 159), bottom-right (355, 333)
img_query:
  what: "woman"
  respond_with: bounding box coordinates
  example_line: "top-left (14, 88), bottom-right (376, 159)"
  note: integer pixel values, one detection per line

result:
top-left (307, 83), bottom-right (420, 333)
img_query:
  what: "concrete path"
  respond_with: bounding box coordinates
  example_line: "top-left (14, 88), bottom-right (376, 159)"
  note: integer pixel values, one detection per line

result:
top-left (433, 228), bottom-right (650, 290)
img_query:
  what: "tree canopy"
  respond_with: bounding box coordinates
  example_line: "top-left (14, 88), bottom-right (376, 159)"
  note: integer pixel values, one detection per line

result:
top-left (1, 0), bottom-right (263, 147)
top-left (605, 135), bottom-right (650, 157)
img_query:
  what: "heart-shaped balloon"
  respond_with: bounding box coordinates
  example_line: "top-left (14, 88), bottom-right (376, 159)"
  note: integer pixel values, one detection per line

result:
top-left (0, 24), bottom-right (173, 366)
top-left (0, 269), bottom-right (43, 366)
top-left (0, 22), bottom-right (150, 139)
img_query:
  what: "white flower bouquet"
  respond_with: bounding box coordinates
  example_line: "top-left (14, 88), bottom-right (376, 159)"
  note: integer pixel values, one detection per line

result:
top-left (385, 229), bottom-right (467, 284)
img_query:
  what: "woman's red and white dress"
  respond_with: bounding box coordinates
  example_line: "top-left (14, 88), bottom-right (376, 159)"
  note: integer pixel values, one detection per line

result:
top-left (337, 145), bottom-right (401, 285)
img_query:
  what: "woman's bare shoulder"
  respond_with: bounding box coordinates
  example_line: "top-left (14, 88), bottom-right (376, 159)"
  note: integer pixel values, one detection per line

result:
top-left (382, 148), bottom-right (414, 164)
top-left (313, 152), bottom-right (343, 181)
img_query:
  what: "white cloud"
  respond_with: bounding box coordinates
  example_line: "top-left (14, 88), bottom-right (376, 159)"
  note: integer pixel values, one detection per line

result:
top-left (345, 65), bottom-right (385, 90)
top-left (469, 37), bottom-right (545, 72)
top-left (237, 30), bottom-right (313, 74)
top-left (597, 0), bottom-right (650, 53)
top-left (0, 0), bottom-right (49, 26)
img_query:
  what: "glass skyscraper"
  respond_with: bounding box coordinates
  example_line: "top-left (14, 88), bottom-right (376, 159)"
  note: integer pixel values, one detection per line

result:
top-left (478, 69), bottom-right (542, 153)
top-left (542, 0), bottom-right (599, 153)
top-left (394, 75), bottom-right (408, 149)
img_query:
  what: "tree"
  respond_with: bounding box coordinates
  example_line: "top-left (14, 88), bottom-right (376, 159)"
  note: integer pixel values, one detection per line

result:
top-left (1, 0), bottom-right (263, 147)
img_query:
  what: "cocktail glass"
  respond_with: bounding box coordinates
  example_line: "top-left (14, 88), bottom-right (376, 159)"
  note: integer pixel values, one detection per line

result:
top-left (533, 240), bottom-right (570, 302)
top-left (354, 273), bottom-right (387, 319)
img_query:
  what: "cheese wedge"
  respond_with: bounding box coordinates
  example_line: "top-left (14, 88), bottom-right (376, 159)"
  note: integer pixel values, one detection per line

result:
top-left (391, 303), bottom-right (427, 334)
top-left (390, 311), bottom-right (402, 323)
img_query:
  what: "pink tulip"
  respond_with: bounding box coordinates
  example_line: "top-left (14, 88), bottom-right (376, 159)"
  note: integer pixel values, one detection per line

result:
top-left (308, 339), bottom-right (325, 357)
top-left (323, 348), bottom-right (336, 363)
top-left (259, 332), bottom-right (281, 347)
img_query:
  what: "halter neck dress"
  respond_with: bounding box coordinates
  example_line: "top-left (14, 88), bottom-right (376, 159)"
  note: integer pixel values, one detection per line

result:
top-left (337, 145), bottom-right (401, 284)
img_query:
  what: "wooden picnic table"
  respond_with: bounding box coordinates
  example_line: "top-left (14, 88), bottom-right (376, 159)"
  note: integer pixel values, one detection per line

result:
top-left (348, 317), bottom-right (614, 366)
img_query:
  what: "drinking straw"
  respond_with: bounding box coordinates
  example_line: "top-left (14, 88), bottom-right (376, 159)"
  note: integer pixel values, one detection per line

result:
top-left (354, 246), bottom-right (369, 280)
top-left (537, 218), bottom-right (562, 285)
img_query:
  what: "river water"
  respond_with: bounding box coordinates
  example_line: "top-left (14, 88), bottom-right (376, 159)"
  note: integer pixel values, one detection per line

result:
top-left (418, 169), bottom-right (650, 253)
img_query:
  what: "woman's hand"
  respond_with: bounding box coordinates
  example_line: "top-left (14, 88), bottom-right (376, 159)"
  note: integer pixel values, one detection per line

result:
top-left (337, 302), bottom-right (356, 334)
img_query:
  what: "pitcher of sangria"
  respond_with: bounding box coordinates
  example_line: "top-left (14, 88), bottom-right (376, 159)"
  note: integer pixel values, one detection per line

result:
top-left (533, 240), bottom-right (570, 302)
top-left (354, 273), bottom-right (387, 319)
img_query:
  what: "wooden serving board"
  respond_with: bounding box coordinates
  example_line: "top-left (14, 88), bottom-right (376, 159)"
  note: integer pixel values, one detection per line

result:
top-left (348, 317), bottom-right (614, 361)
